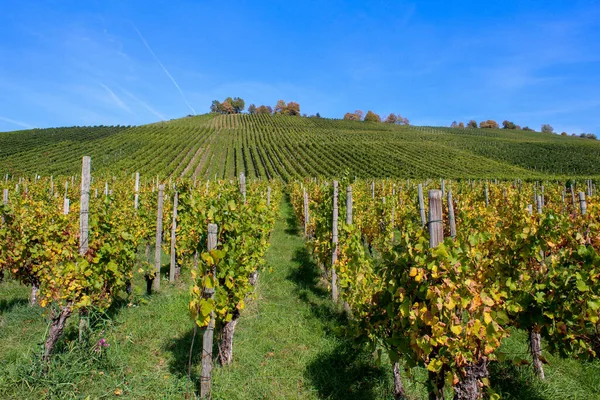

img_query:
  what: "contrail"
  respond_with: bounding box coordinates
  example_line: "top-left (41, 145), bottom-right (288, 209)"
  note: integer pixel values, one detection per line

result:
top-left (99, 82), bottom-right (133, 114)
top-left (0, 116), bottom-right (35, 130)
top-left (133, 25), bottom-right (197, 115)
top-left (114, 83), bottom-right (168, 120)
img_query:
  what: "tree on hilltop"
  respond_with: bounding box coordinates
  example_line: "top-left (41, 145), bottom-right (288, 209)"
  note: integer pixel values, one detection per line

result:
top-left (364, 110), bottom-right (381, 123)
top-left (479, 120), bottom-right (499, 129)
top-left (458, 122), bottom-right (465, 128)
top-left (274, 100), bottom-right (301, 116)
top-left (255, 105), bottom-right (273, 114)
top-left (541, 124), bottom-right (554, 133)
top-left (210, 100), bottom-right (223, 113)
top-left (221, 101), bottom-right (235, 114)
top-left (286, 101), bottom-right (301, 116)
top-left (248, 104), bottom-right (257, 115)
top-left (210, 97), bottom-right (245, 114)
top-left (344, 111), bottom-right (362, 121)
top-left (467, 120), bottom-right (478, 128)
top-left (502, 120), bottom-right (517, 129)
top-left (385, 113), bottom-right (399, 124)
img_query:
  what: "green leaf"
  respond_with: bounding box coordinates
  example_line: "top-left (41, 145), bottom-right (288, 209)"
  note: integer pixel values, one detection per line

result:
top-left (576, 279), bottom-right (589, 292)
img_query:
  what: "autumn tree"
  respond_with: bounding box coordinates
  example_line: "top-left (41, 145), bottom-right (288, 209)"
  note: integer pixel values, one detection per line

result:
top-left (210, 97), bottom-right (245, 114)
top-left (225, 97), bottom-right (245, 113)
top-left (479, 120), bottom-right (499, 129)
top-left (274, 100), bottom-right (287, 114)
top-left (458, 122), bottom-right (465, 128)
top-left (467, 120), bottom-right (478, 128)
top-left (502, 120), bottom-right (517, 129)
top-left (286, 101), bottom-right (301, 116)
top-left (354, 110), bottom-right (365, 120)
top-left (450, 121), bottom-right (458, 128)
top-left (385, 113), bottom-right (398, 124)
top-left (541, 124), bottom-right (554, 133)
top-left (248, 104), bottom-right (257, 114)
top-left (344, 111), bottom-right (362, 121)
top-left (522, 126), bottom-right (534, 131)
top-left (255, 105), bottom-right (273, 114)
top-left (221, 100), bottom-right (234, 114)
top-left (364, 110), bottom-right (381, 123)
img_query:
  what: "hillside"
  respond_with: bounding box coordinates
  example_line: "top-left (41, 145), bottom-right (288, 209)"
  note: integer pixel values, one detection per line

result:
top-left (1, 113), bottom-right (599, 179)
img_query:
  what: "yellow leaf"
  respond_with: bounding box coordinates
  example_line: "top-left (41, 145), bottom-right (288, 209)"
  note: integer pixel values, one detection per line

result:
top-left (427, 358), bottom-right (444, 373)
top-left (483, 312), bottom-right (493, 324)
top-left (114, 388), bottom-right (123, 396)
top-left (446, 297), bottom-right (456, 310)
top-left (450, 325), bottom-right (462, 335)
top-left (409, 267), bottom-right (417, 277)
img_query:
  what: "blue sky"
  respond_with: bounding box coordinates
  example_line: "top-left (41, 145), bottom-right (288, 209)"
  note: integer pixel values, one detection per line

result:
top-left (1, 0), bottom-right (599, 134)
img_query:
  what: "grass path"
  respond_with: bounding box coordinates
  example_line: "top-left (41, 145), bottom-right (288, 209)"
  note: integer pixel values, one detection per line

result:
top-left (211, 197), bottom-right (394, 399)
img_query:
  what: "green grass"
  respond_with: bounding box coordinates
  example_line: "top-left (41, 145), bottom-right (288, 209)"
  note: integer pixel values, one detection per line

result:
top-left (1, 198), bottom-right (600, 399)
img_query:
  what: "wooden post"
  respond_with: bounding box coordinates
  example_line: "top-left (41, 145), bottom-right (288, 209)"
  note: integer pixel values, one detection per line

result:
top-left (579, 192), bottom-right (587, 216)
top-left (331, 181), bottom-right (339, 303)
top-left (571, 183), bottom-right (576, 211)
top-left (371, 181), bottom-right (375, 199)
top-left (541, 185), bottom-right (545, 207)
top-left (239, 172), bottom-right (246, 203)
top-left (63, 198), bottom-right (70, 215)
top-left (267, 186), bottom-right (271, 207)
top-left (427, 189), bottom-right (445, 399)
top-left (441, 179), bottom-right (445, 196)
top-left (418, 184), bottom-right (426, 227)
top-left (536, 195), bottom-right (543, 214)
top-left (50, 176), bottom-right (54, 196)
top-left (153, 185), bottom-right (165, 292)
top-left (169, 191), bottom-right (179, 282)
top-left (448, 190), bottom-right (456, 239)
top-left (346, 186), bottom-right (353, 225)
top-left (104, 182), bottom-right (109, 197)
top-left (78, 157), bottom-right (92, 341)
top-left (200, 223), bottom-right (218, 398)
top-left (527, 204), bottom-right (533, 214)
top-left (484, 184), bottom-right (489, 207)
top-left (134, 172), bottom-right (140, 210)
top-left (428, 190), bottom-right (444, 248)
top-left (79, 157), bottom-right (91, 255)
top-left (1, 188), bottom-right (7, 225)
top-left (303, 188), bottom-right (309, 237)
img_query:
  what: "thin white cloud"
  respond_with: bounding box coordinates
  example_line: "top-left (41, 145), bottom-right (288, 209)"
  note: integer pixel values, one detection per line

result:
top-left (113, 83), bottom-right (167, 120)
top-left (0, 116), bottom-right (35, 129)
top-left (99, 82), bottom-right (133, 114)
top-left (133, 24), bottom-right (197, 115)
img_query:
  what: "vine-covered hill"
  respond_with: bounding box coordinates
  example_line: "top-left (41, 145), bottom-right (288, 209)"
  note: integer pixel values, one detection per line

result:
top-left (1, 113), bottom-right (599, 179)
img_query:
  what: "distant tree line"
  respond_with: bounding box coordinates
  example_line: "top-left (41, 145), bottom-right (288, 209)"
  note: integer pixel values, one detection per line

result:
top-left (343, 110), bottom-right (410, 125)
top-left (210, 98), bottom-right (313, 117)
top-left (448, 119), bottom-right (597, 140)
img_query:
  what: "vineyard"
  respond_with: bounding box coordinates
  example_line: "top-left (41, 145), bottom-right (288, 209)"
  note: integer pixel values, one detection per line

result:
top-left (290, 178), bottom-right (600, 399)
top-left (2, 119), bottom-right (600, 399)
top-left (2, 114), bottom-right (600, 179)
